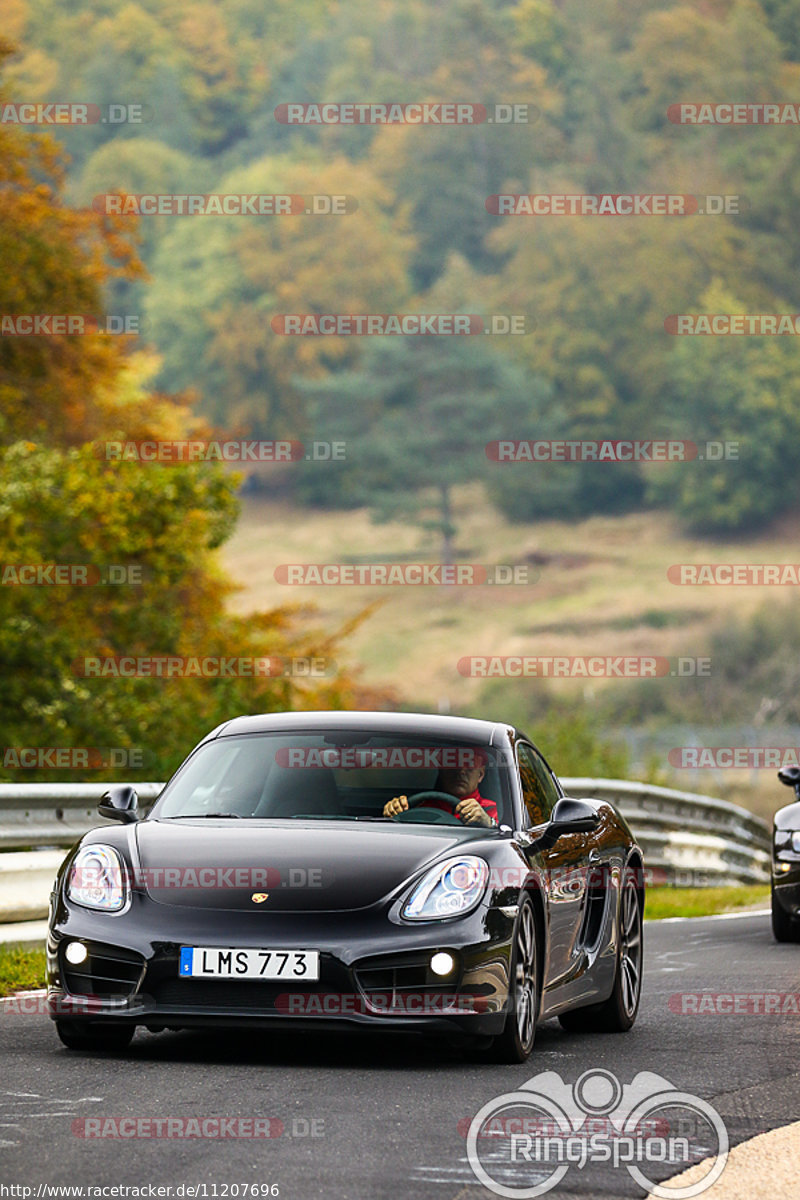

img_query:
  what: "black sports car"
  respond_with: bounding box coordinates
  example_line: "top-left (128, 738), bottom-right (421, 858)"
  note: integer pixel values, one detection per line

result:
top-left (772, 765), bottom-right (800, 942)
top-left (47, 711), bottom-right (644, 1061)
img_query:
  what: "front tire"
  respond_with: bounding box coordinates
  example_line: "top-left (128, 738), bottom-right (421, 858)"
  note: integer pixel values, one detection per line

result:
top-left (488, 894), bottom-right (539, 1063)
top-left (771, 884), bottom-right (800, 943)
top-left (559, 869), bottom-right (643, 1033)
top-left (55, 1020), bottom-right (134, 1052)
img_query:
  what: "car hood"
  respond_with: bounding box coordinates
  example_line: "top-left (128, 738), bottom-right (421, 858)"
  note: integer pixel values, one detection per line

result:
top-left (133, 819), bottom-right (479, 911)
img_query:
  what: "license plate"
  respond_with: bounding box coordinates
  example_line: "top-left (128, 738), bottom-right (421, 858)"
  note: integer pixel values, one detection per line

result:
top-left (179, 947), bottom-right (320, 981)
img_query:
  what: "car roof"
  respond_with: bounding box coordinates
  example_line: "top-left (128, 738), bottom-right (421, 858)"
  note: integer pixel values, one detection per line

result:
top-left (202, 710), bottom-right (520, 749)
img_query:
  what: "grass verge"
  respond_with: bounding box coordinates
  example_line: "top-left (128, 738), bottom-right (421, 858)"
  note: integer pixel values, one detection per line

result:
top-left (645, 884), bottom-right (770, 920)
top-left (0, 944), bottom-right (47, 997)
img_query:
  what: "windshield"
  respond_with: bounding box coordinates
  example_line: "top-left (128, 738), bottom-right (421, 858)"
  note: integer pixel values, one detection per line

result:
top-left (152, 731), bottom-right (512, 828)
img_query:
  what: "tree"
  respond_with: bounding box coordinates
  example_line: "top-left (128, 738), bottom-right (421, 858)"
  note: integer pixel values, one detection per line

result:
top-left (0, 58), bottom-right (367, 780)
top-left (0, 39), bottom-right (144, 445)
top-left (144, 154), bottom-right (414, 435)
top-left (0, 440), bottom-right (366, 781)
top-left (296, 257), bottom-right (553, 558)
top-left (484, 191), bottom-right (761, 518)
top-left (647, 280), bottom-right (800, 534)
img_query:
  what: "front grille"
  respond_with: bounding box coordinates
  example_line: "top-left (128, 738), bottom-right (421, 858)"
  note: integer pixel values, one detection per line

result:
top-left (62, 942), bottom-right (144, 998)
top-left (353, 953), bottom-right (460, 1006)
top-left (152, 979), bottom-right (328, 1010)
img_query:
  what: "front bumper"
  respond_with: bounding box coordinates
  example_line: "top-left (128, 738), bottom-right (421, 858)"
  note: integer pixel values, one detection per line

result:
top-left (47, 896), bottom-right (516, 1037)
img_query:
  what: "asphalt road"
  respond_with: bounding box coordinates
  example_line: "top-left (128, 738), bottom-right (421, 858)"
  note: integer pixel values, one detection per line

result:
top-left (1, 910), bottom-right (799, 1199)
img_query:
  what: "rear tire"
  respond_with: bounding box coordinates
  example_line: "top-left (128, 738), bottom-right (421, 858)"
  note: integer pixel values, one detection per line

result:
top-left (771, 885), bottom-right (800, 943)
top-left (55, 1020), bottom-right (134, 1051)
top-left (559, 869), bottom-right (643, 1034)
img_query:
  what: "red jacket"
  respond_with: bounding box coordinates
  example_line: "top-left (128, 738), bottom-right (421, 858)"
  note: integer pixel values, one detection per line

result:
top-left (420, 787), bottom-right (498, 824)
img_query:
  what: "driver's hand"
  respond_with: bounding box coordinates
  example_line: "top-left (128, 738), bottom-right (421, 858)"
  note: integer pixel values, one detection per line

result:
top-left (383, 794), bottom-right (409, 818)
top-left (456, 798), bottom-right (493, 826)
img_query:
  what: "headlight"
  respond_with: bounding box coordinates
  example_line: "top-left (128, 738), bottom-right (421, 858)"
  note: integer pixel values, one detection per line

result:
top-left (67, 845), bottom-right (127, 912)
top-left (792, 832), bottom-right (800, 853)
top-left (402, 856), bottom-right (489, 921)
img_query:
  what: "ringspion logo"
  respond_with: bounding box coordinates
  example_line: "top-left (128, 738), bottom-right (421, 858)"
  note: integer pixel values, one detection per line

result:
top-left (466, 1068), bottom-right (728, 1197)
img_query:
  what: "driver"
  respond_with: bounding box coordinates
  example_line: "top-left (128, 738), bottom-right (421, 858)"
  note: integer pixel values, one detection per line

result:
top-left (382, 757), bottom-right (497, 827)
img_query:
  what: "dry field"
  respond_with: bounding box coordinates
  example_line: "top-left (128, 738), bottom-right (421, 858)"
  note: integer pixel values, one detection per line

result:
top-left (222, 488), bottom-right (799, 820)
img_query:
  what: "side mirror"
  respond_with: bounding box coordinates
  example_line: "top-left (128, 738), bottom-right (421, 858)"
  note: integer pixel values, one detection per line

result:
top-left (99, 784), bottom-right (139, 824)
top-left (538, 797), bottom-right (600, 847)
top-left (778, 766), bottom-right (800, 789)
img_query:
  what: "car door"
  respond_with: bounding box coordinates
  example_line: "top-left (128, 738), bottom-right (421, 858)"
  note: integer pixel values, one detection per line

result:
top-left (516, 743), bottom-right (591, 988)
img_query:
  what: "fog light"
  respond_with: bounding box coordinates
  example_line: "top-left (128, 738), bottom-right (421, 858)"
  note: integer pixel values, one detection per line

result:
top-left (65, 941), bottom-right (88, 965)
top-left (430, 951), bottom-right (455, 976)
top-left (776, 862), bottom-right (792, 874)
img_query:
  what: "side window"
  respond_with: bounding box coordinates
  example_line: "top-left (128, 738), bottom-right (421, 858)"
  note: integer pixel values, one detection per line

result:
top-left (517, 744), bottom-right (560, 827)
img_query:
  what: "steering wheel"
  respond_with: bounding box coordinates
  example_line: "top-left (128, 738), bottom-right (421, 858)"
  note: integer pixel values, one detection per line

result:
top-left (391, 790), bottom-right (463, 825)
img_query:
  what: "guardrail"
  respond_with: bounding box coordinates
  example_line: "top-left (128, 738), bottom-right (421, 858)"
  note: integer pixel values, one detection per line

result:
top-left (562, 778), bottom-right (771, 888)
top-left (0, 783), bottom-right (164, 850)
top-left (0, 779), bottom-right (772, 922)
top-left (0, 784), bottom-right (164, 922)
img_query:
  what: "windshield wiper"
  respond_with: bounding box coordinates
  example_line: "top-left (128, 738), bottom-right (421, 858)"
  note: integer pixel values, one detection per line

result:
top-left (164, 812), bottom-right (242, 819)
